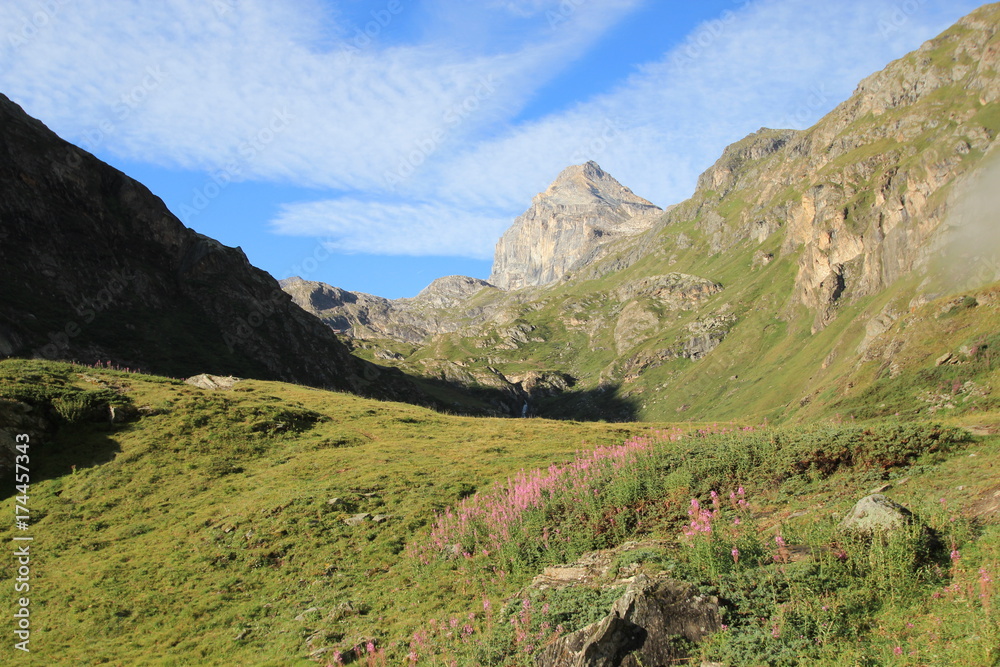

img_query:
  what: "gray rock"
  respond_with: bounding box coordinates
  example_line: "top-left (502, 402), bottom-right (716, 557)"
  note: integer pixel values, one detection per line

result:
top-left (839, 494), bottom-right (915, 534)
top-left (184, 374), bottom-right (241, 390)
top-left (344, 513), bottom-right (370, 526)
top-left (535, 574), bottom-right (721, 667)
top-left (294, 607), bottom-right (320, 622)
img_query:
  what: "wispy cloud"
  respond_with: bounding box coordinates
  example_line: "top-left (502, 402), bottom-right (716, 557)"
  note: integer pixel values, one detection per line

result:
top-left (0, 0), bottom-right (984, 261)
top-left (272, 198), bottom-right (511, 258)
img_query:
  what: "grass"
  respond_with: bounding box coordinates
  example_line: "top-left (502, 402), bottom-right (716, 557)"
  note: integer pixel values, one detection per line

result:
top-left (0, 359), bottom-right (699, 665)
top-left (2, 359), bottom-right (996, 664)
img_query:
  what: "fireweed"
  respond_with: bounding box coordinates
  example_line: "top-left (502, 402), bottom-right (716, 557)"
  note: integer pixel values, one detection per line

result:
top-left (410, 426), bottom-right (747, 572)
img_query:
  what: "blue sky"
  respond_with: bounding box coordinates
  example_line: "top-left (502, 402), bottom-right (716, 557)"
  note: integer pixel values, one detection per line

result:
top-left (0, 0), bottom-right (986, 298)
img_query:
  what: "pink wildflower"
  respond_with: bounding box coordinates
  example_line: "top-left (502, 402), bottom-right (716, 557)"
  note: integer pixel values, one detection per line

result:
top-left (950, 549), bottom-right (960, 562)
top-left (731, 548), bottom-right (740, 564)
top-left (893, 646), bottom-right (903, 656)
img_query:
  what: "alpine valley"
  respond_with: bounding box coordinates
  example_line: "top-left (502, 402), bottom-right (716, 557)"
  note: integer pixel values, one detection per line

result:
top-left (1, 5), bottom-right (999, 667)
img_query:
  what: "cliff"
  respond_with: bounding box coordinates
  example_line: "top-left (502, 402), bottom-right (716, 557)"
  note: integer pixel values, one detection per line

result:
top-left (488, 161), bottom-right (663, 290)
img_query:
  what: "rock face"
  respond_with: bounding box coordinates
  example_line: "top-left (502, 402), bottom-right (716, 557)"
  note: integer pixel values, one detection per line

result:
top-left (281, 275), bottom-right (499, 344)
top-left (490, 161), bottom-right (663, 290)
top-left (696, 9), bottom-right (1000, 331)
top-left (535, 574), bottom-right (721, 667)
top-left (0, 93), bottom-right (407, 396)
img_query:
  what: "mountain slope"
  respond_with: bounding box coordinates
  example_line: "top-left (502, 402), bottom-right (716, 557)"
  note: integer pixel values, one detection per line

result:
top-left (0, 94), bottom-right (410, 396)
top-left (290, 4), bottom-right (1000, 422)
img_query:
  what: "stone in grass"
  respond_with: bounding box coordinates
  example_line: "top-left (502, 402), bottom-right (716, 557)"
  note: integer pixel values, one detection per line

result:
top-left (294, 607), bottom-right (320, 622)
top-left (839, 494), bottom-right (916, 535)
top-left (534, 574), bottom-right (721, 667)
top-left (344, 513), bottom-right (370, 526)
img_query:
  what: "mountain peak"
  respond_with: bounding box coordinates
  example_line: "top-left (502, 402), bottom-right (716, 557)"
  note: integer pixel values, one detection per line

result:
top-left (489, 163), bottom-right (663, 290)
top-left (536, 161), bottom-right (660, 213)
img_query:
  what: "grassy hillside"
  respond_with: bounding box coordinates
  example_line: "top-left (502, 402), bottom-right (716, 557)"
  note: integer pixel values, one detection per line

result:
top-left (0, 360), bottom-right (687, 665)
top-left (1, 359), bottom-right (997, 665)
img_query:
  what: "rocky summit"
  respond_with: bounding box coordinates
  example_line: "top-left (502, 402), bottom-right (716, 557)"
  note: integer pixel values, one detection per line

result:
top-left (489, 161), bottom-right (663, 290)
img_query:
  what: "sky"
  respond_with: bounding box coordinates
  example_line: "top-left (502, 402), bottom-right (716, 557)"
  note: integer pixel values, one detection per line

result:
top-left (0, 0), bottom-right (987, 298)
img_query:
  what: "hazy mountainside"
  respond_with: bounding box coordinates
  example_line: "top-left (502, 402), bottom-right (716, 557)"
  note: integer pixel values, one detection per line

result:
top-left (0, 94), bottom-right (415, 399)
top-left (292, 4), bottom-right (1000, 422)
top-left (489, 160), bottom-right (663, 290)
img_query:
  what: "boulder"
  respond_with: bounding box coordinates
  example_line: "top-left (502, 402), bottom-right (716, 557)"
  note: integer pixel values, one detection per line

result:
top-left (184, 374), bottom-right (241, 390)
top-left (535, 575), bottom-right (721, 667)
top-left (838, 494), bottom-right (915, 534)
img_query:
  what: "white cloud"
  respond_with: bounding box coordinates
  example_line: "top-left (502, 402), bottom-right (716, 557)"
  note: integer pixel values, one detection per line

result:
top-left (0, 0), bottom-right (641, 192)
top-left (272, 198), bottom-right (511, 259)
top-left (429, 0), bottom-right (988, 213)
top-left (0, 0), bottom-right (985, 261)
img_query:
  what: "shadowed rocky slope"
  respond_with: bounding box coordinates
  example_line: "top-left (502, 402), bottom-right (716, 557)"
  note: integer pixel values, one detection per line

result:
top-left (0, 94), bottom-right (410, 398)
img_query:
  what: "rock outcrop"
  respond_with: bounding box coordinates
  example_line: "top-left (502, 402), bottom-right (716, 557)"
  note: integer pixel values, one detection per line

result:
top-left (535, 574), bottom-right (722, 667)
top-left (691, 8), bottom-right (1000, 331)
top-left (281, 275), bottom-right (500, 344)
top-left (490, 161), bottom-right (663, 290)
